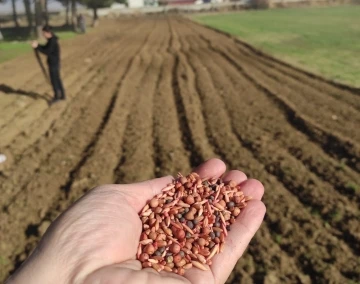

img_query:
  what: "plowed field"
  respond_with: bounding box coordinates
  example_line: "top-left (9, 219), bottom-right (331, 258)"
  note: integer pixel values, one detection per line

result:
top-left (0, 16), bottom-right (359, 284)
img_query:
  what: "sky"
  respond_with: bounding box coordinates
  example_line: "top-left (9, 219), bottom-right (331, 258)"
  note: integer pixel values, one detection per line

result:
top-left (0, 1), bottom-right (65, 15)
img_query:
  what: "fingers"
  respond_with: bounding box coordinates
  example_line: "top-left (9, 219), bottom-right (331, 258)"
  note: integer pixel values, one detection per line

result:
top-left (211, 200), bottom-right (266, 284)
top-left (222, 170), bottom-right (247, 184)
top-left (193, 158), bottom-right (226, 179)
top-left (239, 179), bottom-right (265, 200)
top-left (209, 177), bottom-right (265, 283)
top-left (125, 176), bottom-right (174, 212)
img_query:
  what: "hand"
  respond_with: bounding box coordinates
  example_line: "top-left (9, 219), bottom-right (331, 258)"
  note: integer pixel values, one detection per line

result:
top-left (31, 41), bottom-right (38, 49)
top-left (7, 159), bottom-right (265, 284)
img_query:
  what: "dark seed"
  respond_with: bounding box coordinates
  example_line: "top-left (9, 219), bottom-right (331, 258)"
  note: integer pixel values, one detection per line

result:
top-left (184, 208), bottom-right (190, 213)
top-left (187, 221), bottom-right (194, 229)
top-left (186, 232), bottom-right (191, 238)
top-left (176, 214), bottom-right (182, 219)
top-left (215, 216), bottom-right (220, 222)
top-left (180, 217), bottom-right (186, 223)
top-left (209, 195), bottom-right (214, 200)
top-left (215, 231), bottom-right (221, 238)
top-left (210, 232), bottom-right (215, 239)
top-left (159, 247), bottom-right (166, 253)
top-left (155, 250), bottom-right (162, 256)
top-left (214, 222), bottom-right (221, 228)
top-left (227, 201), bottom-right (235, 208)
top-left (179, 251), bottom-right (185, 257)
top-left (211, 185), bottom-right (217, 190)
top-left (209, 242), bottom-right (215, 249)
top-left (166, 199), bottom-right (172, 204)
top-left (193, 219), bottom-right (199, 225)
top-left (226, 225), bottom-right (231, 231)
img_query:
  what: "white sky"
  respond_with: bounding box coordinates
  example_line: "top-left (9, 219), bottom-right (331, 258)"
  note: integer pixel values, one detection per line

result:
top-left (0, 1), bottom-right (65, 15)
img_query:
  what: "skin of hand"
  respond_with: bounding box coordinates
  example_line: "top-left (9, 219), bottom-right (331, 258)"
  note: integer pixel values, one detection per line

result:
top-left (6, 159), bottom-right (266, 284)
top-left (31, 41), bottom-right (38, 49)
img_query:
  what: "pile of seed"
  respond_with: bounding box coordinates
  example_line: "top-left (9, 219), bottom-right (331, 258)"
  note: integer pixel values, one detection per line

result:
top-left (137, 172), bottom-right (252, 275)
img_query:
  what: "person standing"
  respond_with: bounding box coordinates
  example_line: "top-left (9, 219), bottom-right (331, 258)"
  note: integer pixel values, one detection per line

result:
top-left (77, 13), bottom-right (86, 34)
top-left (31, 25), bottom-right (66, 104)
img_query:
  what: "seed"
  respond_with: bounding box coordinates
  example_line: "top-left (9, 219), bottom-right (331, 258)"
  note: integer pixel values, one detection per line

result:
top-left (157, 240), bottom-right (167, 247)
top-left (215, 231), bottom-right (221, 238)
top-left (173, 254), bottom-right (182, 263)
top-left (140, 239), bottom-right (153, 245)
top-left (209, 232), bottom-right (215, 239)
top-left (169, 243), bottom-right (181, 254)
top-left (175, 229), bottom-right (185, 240)
top-left (139, 253), bottom-right (149, 262)
top-left (186, 232), bottom-right (192, 238)
top-left (178, 267), bottom-right (185, 275)
top-left (183, 263), bottom-right (193, 270)
top-left (150, 198), bottom-right (159, 208)
top-left (144, 244), bottom-right (155, 255)
top-left (185, 241), bottom-right (192, 250)
top-left (175, 258), bottom-right (187, 267)
top-left (164, 266), bottom-right (173, 272)
top-left (185, 195), bottom-right (195, 205)
top-left (176, 213), bottom-right (182, 219)
top-left (197, 238), bottom-right (206, 246)
top-left (166, 256), bottom-right (173, 263)
top-left (180, 217), bottom-right (186, 223)
top-left (142, 262), bottom-right (152, 268)
top-left (179, 251), bottom-right (185, 257)
top-left (185, 212), bottom-right (195, 220)
top-left (155, 251), bottom-right (162, 256)
top-left (228, 180), bottom-right (237, 188)
top-left (233, 207), bottom-right (241, 217)
top-left (180, 177), bottom-right (187, 184)
top-left (186, 221), bottom-right (194, 229)
top-left (214, 222), bottom-right (221, 228)
top-left (227, 201), bottom-right (235, 208)
top-left (192, 261), bottom-right (209, 271)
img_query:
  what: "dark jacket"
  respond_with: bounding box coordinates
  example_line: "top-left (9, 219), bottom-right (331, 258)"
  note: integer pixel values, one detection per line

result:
top-left (36, 35), bottom-right (60, 67)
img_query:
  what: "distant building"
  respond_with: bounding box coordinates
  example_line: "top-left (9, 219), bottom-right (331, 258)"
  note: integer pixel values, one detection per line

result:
top-left (160, 0), bottom-right (196, 5)
top-left (128, 0), bottom-right (145, 8)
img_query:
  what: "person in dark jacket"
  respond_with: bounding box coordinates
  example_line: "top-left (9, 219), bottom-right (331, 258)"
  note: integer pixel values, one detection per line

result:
top-left (31, 25), bottom-right (65, 104)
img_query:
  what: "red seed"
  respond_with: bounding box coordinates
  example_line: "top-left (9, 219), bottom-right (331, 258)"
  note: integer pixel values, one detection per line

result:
top-left (170, 243), bottom-right (181, 254)
top-left (144, 244), bottom-right (155, 255)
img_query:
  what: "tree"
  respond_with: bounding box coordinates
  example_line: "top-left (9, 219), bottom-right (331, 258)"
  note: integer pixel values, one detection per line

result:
top-left (34, 0), bottom-right (46, 38)
top-left (56, 0), bottom-right (71, 26)
top-left (11, 0), bottom-right (20, 27)
top-left (23, 0), bottom-right (33, 31)
top-left (79, 0), bottom-right (114, 26)
top-left (71, 0), bottom-right (77, 30)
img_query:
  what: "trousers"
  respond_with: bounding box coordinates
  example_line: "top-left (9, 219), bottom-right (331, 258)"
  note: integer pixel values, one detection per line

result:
top-left (49, 65), bottom-right (65, 100)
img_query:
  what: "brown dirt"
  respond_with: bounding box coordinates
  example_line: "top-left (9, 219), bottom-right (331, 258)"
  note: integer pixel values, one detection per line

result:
top-left (0, 16), bottom-right (359, 284)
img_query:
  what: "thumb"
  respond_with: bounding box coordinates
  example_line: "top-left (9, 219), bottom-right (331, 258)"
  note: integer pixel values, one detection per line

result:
top-left (83, 260), bottom-right (189, 284)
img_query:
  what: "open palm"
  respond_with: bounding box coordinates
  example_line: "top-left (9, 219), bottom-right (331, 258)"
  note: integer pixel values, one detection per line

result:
top-left (8, 159), bottom-right (265, 284)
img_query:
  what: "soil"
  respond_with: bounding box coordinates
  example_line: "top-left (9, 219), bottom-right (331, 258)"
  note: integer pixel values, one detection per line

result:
top-left (0, 16), bottom-right (359, 284)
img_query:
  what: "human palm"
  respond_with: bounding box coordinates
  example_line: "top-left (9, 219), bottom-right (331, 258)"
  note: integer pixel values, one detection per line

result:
top-left (8, 159), bottom-right (265, 284)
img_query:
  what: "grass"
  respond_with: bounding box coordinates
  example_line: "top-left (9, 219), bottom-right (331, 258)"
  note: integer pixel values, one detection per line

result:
top-left (194, 5), bottom-right (360, 87)
top-left (0, 30), bottom-right (77, 64)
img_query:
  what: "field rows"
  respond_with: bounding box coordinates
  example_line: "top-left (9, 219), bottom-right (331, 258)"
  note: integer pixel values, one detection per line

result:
top-left (0, 16), bottom-right (359, 284)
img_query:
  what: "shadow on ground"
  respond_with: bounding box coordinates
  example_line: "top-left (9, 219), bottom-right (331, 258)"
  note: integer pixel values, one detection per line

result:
top-left (0, 83), bottom-right (51, 102)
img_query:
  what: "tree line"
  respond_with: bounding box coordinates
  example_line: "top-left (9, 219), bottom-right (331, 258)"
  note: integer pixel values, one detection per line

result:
top-left (1, 0), bottom-right (122, 38)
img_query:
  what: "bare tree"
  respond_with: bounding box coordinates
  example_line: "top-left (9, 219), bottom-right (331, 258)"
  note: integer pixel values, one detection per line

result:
top-left (11, 0), bottom-right (20, 27)
top-left (23, 0), bottom-right (33, 31)
top-left (71, 0), bottom-right (77, 30)
top-left (35, 0), bottom-right (46, 38)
